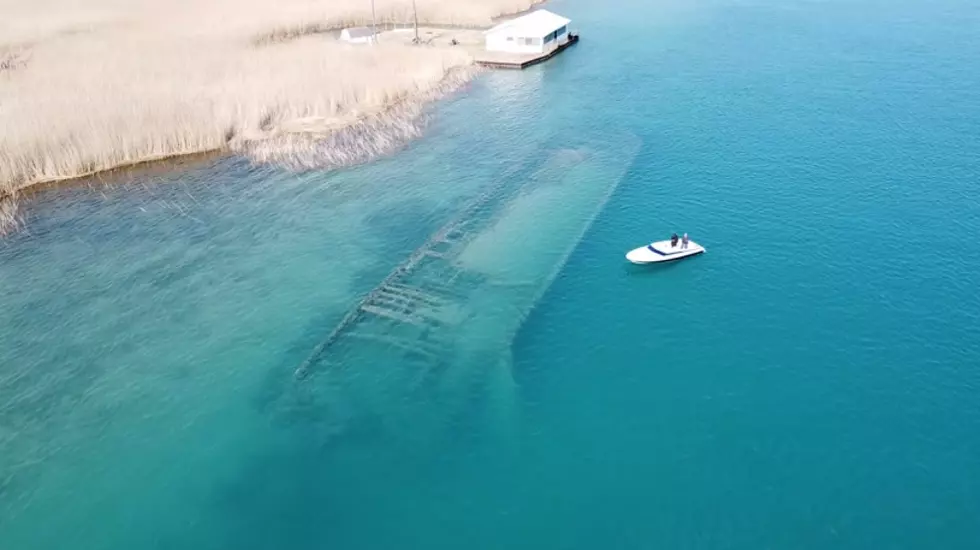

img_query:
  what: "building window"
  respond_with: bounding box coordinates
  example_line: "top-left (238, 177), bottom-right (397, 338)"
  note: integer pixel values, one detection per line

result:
top-left (506, 36), bottom-right (513, 41)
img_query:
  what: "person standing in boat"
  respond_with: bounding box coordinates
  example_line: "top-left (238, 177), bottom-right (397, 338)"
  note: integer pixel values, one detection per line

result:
top-left (682, 233), bottom-right (689, 249)
top-left (671, 233), bottom-right (679, 247)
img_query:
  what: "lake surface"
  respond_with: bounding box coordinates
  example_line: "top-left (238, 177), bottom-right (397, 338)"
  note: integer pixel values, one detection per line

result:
top-left (3, 0), bottom-right (980, 548)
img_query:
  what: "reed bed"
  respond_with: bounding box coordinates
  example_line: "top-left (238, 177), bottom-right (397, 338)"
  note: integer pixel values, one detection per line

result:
top-left (0, 191), bottom-right (17, 233)
top-left (0, 0), bottom-right (538, 234)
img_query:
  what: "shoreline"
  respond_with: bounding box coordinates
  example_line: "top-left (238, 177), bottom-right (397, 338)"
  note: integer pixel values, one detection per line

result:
top-left (13, 62), bottom-right (481, 198)
top-left (0, 0), bottom-right (547, 234)
top-left (15, 150), bottom-right (228, 199)
top-left (0, 63), bottom-right (472, 234)
top-left (3, 40), bottom-right (477, 197)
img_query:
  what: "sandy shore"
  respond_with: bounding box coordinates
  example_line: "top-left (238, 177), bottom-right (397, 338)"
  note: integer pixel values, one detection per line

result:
top-left (0, 0), bottom-right (541, 233)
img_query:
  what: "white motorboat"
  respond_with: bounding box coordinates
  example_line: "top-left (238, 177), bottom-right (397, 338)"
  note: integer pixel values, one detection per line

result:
top-left (626, 238), bottom-right (705, 264)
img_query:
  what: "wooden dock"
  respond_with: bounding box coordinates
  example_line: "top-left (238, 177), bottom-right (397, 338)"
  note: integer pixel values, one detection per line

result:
top-left (474, 35), bottom-right (579, 70)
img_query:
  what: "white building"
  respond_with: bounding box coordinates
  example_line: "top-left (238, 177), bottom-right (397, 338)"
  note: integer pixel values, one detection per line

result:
top-left (340, 26), bottom-right (376, 44)
top-left (484, 9), bottom-right (571, 55)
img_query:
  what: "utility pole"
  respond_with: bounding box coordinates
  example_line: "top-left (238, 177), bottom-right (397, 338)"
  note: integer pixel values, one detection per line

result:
top-left (371, 0), bottom-right (378, 43)
top-left (412, 0), bottom-right (419, 43)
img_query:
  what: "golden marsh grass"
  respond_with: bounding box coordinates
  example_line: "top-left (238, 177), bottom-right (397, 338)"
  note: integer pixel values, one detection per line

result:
top-left (0, 0), bottom-right (539, 233)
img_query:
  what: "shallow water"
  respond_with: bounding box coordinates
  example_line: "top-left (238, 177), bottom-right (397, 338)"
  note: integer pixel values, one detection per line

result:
top-left (3, 0), bottom-right (980, 548)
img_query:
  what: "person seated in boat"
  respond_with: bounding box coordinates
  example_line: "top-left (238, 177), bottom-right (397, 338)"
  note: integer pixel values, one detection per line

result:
top-left (670, 233), bottom-right (679, 247)
top-left (681, 233), bottom-right (689, 249)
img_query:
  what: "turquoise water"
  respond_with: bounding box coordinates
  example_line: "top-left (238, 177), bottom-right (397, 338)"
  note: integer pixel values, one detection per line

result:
top-left (3, 0), bottom-right (980, 547)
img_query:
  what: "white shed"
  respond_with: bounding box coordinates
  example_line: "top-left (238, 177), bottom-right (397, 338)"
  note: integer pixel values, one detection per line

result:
top-left (340, 26), bottom-right (376, 44)
top-left (484, 10), bottom-right (571, 55)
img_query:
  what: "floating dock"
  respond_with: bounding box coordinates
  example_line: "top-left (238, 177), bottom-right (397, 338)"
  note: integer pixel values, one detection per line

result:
top-left (474, 35), bottom-right (580, 70)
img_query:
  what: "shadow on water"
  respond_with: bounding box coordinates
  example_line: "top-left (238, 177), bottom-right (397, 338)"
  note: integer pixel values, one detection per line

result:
top-left (622, 256), bottom-right (706, 277)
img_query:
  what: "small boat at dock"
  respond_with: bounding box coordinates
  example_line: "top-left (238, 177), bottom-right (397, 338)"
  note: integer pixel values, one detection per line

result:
top-left (626, 238), bottom-right (705, 264)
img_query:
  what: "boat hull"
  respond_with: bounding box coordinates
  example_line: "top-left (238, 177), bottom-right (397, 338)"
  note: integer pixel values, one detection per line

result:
top-left (626, 240), bottom-right (705, 264)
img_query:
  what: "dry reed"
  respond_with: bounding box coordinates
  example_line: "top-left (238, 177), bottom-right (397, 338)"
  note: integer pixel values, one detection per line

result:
top-left (0, 190), bottom-right (17, 232)
top-left (241, 64), bottom-right (483, 171)
top-left (0, 0), bottom-right (539, 234)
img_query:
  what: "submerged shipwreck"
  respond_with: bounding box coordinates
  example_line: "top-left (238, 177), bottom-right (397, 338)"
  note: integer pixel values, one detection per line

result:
top-left (279, 132), bottom-right (640, 449)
